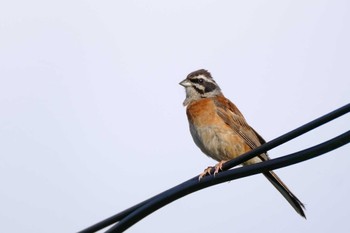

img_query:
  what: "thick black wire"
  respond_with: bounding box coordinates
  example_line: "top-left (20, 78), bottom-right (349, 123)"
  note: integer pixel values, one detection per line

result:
top-left (106, 130), bottom-right (350, 232)
top-left (78, 103), bottom-right (350, 233)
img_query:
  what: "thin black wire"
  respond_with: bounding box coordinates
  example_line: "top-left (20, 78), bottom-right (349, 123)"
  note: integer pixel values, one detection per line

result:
top-left (78, 103), bottom-right (350, 233)
top-left (106, 130), bottom-right (350, 232)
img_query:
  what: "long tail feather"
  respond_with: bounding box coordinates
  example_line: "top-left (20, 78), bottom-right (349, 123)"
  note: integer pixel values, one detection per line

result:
top-left (263, 171), bottom-right (306, 218)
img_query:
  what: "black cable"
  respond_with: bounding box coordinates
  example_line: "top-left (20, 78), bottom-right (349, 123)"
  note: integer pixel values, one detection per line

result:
top-left (78, 103), bottom-right (350, 233)
top-left (106, 130), bottom-right (350, 232)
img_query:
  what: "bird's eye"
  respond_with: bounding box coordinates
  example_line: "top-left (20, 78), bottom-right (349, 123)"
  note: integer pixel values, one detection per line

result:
top-left (198, 78), bottom-right (204, 83)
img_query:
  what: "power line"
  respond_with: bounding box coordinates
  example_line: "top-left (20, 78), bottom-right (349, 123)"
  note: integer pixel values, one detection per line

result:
top-left (79, 103), bottom-right (350, 233)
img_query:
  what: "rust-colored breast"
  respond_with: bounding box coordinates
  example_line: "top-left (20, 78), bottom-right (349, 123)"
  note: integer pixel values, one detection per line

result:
top-left (185, 96), bottom-right (264, 162)
top-left (186, 98), bottom-right (219, 126)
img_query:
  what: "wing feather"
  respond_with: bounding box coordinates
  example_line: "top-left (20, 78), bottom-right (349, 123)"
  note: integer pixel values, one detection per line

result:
top-left (213, 96), bottom-right (269, 161)
top-left (213, 96), bottom-right (306, 217)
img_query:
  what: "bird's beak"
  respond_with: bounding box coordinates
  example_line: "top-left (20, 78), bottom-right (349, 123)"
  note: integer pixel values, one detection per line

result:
top-left (179, 79), bottom-right (191, 87)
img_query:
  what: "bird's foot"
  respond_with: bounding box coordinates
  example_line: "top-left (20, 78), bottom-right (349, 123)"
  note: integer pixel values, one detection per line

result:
top-left (198, 160), bottom-right (228, 181)
top-left (198, 166), bottom-right (213, 181)
top-left (213, 160), bottom-right (227, 176)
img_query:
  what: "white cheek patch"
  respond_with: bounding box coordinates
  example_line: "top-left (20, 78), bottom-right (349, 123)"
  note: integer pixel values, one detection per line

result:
top-left (193, 83), bottom-right (205, 91)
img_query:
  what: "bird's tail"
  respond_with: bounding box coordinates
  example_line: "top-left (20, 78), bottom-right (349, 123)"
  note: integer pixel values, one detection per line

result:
top-left (263, 171), bottom-right (306, 218)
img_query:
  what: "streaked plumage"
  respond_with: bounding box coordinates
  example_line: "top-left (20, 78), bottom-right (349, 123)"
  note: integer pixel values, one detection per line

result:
top-left (180, 69), bottom-right (306, 218)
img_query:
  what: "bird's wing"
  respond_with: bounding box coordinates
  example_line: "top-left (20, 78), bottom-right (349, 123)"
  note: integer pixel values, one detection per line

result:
top-left (214, 96), bottom-right (306, 218)
top-left (213, 95), bottom-right (269, 160)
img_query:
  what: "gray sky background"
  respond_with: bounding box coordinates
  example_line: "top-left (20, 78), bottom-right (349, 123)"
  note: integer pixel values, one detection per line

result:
top-left (1, 1), bottom-right (349, 232)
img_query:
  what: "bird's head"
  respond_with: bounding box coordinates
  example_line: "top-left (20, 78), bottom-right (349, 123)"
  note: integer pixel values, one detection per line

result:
top-left (179, 69), bottom-right (222, 106)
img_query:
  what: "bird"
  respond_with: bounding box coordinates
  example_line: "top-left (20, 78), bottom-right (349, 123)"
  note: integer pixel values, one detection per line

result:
top-left (179, 69), bottom-right (306, 218)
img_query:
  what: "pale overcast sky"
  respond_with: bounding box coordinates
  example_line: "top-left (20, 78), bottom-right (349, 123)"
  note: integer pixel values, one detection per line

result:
top-left (1, 1), bottom-right (349, 233)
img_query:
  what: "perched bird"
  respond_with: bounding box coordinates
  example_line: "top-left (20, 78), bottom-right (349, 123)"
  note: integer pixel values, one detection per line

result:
top-left (179, 69), bottom-right (306, 218)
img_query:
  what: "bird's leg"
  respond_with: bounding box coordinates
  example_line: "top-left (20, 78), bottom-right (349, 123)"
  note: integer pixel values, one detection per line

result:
top-left (198, 166), bottom-right (213, 181)
top-left (213, 160), bottom-right (227, 176)
top-left (198, 160), bottom-right (228, 181)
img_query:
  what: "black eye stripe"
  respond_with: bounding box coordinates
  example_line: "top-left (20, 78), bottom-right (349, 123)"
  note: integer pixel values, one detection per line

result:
top-left (190, 77), bottom-right (218, 94)
top-left (190, 78), bottom-right (203, 84)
